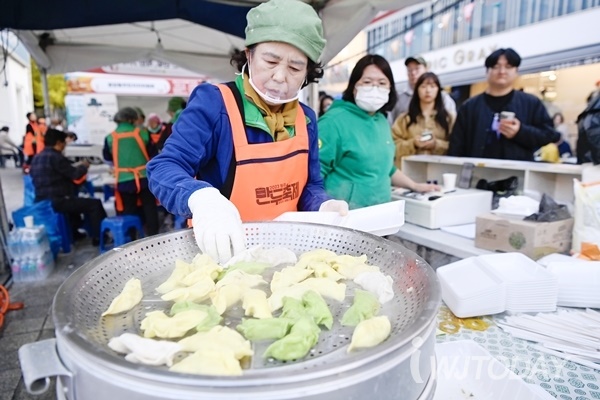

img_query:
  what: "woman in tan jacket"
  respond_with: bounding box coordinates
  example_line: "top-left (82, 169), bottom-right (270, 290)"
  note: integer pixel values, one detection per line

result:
top-left (392, 72), bottom-right (455, 169)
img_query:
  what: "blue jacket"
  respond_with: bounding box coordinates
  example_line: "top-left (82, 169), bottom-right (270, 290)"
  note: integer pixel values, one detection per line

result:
top-left (147, 81), bottom-right (329, 218)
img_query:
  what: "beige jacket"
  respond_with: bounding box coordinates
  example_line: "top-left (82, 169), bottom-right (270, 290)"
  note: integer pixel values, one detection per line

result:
top-left (391, 112), bottom-right (455, 169)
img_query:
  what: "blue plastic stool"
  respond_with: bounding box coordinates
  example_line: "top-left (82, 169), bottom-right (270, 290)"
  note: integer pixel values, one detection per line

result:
top-left (99, 215), bottom-right (144, 253)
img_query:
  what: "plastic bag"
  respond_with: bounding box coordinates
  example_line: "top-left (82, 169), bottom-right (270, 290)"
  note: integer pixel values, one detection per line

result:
top-left (476, 176), bottom-right (519, 209)
top-left (12, 200), bottom-right (62, 257)
top-left (524, 193), bottom-right (571, 222)
top-left (23, 175), bottom-right (35, 207)
top-left (572, 179), bottom-right (600, 253)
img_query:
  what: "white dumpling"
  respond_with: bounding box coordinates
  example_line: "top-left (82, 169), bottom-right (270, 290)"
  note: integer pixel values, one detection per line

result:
top-left (269, 278), bottom-right (346, 311)
top-left (160, 275), bottom-right (215, 303)
top-left (310, 261), bottom-right (345, 281)
top-left (294, 249), bottom-right (338, 269)
top-left (177, 326), bottom-right (253, 359)
top-left (333, 255), bottom-right (380, 279)
top-left (216, 270), bottom-right (267, 289)
top-left (140, 309), bottom-right (207, 339)
top-left (156, 259), bottom-right (194, 294)
top-left (101, 278), bottom-right (143, 316)
top-left (270, 266), bottom-right (313, 292)
top-left (347, 315), bottom-right (391, 352)
top-left (108, 333), bottom-right (182, 367)
top-left (353, 271), bottom-right (394, 304)
top-left (242, 289), bottom-right (272, 319)
top-left (210, 283), bottom-right (246, 315)
top-left (170, 348), bottom-right (242, 376)
top-left (225, 245), bottom-right (298, 268)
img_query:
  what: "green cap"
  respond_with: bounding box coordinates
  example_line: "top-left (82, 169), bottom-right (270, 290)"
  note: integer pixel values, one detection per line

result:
top-left (245, 0), bottom-right (326, 62)
top-left (167, 97), bottom-right (185, 112)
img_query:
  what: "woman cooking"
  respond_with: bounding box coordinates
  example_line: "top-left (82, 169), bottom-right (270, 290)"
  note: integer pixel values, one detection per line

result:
top-left (147, 0), bottom-right (348, 264)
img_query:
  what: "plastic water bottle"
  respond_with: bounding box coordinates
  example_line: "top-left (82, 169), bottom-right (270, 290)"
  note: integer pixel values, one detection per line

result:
top-left (7, 230), bottom-right (22, 259)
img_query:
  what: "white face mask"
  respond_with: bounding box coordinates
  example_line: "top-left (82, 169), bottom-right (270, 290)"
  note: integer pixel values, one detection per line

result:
top-left (355, 86), bottom-right (390, 113)
top-left (243, 62), bottom-right (303, 106)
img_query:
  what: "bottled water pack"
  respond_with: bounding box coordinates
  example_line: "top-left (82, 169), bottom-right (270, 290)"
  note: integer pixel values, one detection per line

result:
top-left (7, 226), bottom-right (55, 282)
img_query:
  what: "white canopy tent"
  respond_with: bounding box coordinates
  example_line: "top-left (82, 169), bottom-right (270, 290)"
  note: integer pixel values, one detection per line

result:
top-left (13, 0), bottom-right (420, 82)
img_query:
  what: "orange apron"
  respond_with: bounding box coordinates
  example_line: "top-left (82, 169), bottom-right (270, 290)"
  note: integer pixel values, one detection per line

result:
top-left (35, 124), bottom-right (47, 154)
top-left (150, 125), bottom-right (165, 145)
top-left (111, 128), bottom-right (150, 212)
top-left (216, 84), bottom-right (309, 222)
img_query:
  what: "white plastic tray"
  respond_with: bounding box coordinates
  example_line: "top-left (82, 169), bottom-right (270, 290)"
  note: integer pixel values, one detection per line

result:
top-left (274, 200), bottom-right (405, 236)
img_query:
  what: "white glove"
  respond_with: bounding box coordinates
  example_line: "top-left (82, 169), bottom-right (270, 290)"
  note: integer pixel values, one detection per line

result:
top-left (188, 188), bottom-right (246, 264)
top-left (319, 199), bottom-right (349, 216)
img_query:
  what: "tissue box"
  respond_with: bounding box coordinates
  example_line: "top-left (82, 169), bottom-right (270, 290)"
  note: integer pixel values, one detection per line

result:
top-left (475, 213), bottom-right (573, 259)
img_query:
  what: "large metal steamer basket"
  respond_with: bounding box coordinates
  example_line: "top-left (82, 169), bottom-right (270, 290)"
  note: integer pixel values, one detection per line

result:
top-left (19, 222), bottom-right (441, 400)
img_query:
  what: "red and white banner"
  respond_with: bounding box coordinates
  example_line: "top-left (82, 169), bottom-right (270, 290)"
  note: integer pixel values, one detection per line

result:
top-left (65, 73), bottom-right (205, 97)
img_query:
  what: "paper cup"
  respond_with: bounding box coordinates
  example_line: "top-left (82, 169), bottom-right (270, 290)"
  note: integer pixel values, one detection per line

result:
top-left (24, 215), bottom-right (34, 228)
top-left (442, 173), bottom-right (457, 191)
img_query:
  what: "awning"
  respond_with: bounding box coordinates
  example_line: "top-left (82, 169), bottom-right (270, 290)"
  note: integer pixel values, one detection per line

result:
top-left (1, 0), bottom-right (422, 81)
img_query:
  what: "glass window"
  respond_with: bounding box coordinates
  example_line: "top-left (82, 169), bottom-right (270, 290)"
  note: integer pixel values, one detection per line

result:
top-left (495, 2), bottom-right (506, 32)
top-left (557, 0), bottom-right (565, 15)
top-left (519, 1), bottom-right (530, 26)
top-left (539, 0), bottom-right (552, 21)
top-left (480, 2), bottom-right (494, 36)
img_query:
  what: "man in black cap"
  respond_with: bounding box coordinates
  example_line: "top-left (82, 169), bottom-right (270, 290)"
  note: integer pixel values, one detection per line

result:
top-left (389, 55), bottom-right (456, 123)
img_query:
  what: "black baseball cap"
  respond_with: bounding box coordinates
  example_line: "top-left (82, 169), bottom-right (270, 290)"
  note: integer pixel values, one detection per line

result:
top-left (405, 56), bottom-right (427, 66)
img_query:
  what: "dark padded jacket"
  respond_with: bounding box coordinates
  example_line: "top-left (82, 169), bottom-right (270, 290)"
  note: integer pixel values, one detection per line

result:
top-left (448, 90), bottom-right (559, 161)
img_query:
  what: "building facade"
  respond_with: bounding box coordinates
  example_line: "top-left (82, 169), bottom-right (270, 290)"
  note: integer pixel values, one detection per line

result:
top-left (365, 0), bottom-right (600, 145)
top-left (320, 0), bottom-right (599, 148)
top-left (0, 31), bottom-right (34, 146)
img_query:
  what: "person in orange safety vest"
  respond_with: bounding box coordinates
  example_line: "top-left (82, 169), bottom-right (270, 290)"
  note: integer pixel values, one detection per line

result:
top-left (103, 107), bottom-right (159, 236)
top-left (23, 112), bottom-right (39, 167)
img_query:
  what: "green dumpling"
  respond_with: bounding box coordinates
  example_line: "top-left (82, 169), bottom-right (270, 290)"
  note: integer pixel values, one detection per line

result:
top-left (341, 289), bottom-right (380, 327)
top-left (217, 261), bottom-right (271, 280)
top-left (264, 317), bottom-right (321, 361)
top-left (236, 318), bottom-right (293, 341)
top-left (280, 297), bottom-right (306, 321)
top-left (169, 302), bottom-right (223, 332)
top-left (302, 290), bottom-right (333, 329)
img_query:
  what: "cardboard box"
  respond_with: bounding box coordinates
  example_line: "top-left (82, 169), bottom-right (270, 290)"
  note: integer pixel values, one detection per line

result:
top-left (475, 213), bottom-right (573, 260)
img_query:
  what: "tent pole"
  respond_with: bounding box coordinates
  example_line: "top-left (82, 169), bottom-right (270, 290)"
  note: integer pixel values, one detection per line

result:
top-left (40, 67), bottom-right (51, 119)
